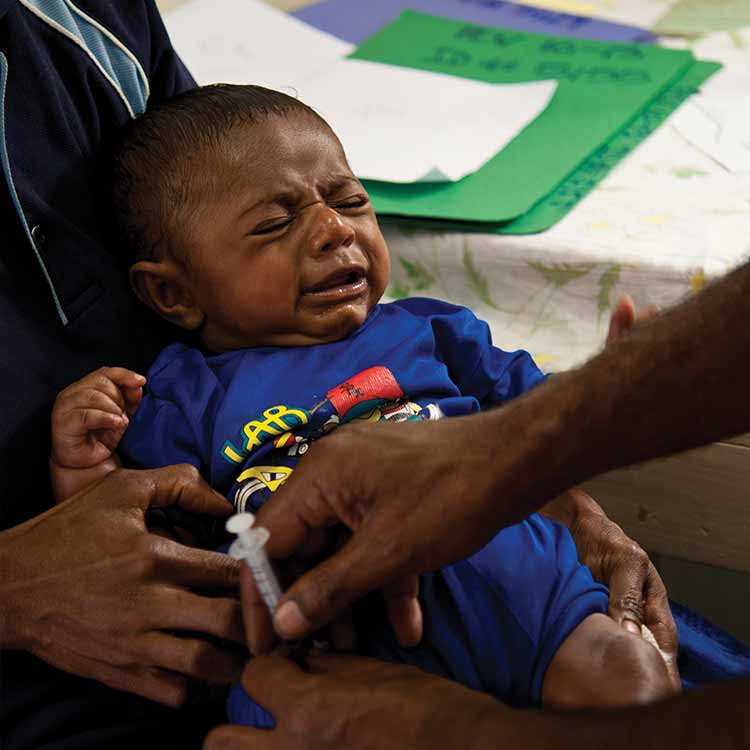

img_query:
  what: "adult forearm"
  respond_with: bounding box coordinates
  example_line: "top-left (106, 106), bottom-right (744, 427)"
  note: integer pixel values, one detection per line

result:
top-left (486, 261), bottom-right (750, 524)
top-left (476, 678), bottom-right (750, 750)
top-left (209, 654), bottom-right (749, 750)
top-left (567, 260), bottom-right (750, 473)
top-left (0, 519), bottom-right (40, 649)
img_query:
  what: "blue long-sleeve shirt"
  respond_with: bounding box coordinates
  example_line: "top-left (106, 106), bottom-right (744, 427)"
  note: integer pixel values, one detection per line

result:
top-left (120, 298), bottom-right (547, 506)
top-left (121, 298), bottom-right (607, 718)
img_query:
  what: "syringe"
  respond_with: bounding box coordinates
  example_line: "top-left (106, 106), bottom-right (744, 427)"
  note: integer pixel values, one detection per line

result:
top-left (226, 512), bottom-right (283, 614)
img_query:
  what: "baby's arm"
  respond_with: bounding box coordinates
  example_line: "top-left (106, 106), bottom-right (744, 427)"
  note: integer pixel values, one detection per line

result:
top-left (542, 612), bottom-right (676, 709)
top-left (50, 367), bottom-right (145, 502)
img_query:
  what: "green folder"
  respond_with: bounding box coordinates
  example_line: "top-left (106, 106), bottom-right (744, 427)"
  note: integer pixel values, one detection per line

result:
top-left (351, 12), bottom-right (703, 226)
top-left (500, 59), bottom-right (720, 234)
top-left (380, 58), bottom-right (721, 235)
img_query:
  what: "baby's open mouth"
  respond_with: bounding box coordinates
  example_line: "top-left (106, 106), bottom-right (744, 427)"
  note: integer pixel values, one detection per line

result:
top-left (303, 268), bottom-right (367, 295)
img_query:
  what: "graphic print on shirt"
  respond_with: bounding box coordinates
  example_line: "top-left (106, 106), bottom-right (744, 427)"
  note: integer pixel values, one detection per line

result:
top-left (225, 366), bottom-right (442, 513)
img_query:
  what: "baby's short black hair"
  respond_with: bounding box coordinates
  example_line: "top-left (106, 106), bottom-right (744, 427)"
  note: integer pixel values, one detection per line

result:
top-left (109, 84), bottom-right (325, 264)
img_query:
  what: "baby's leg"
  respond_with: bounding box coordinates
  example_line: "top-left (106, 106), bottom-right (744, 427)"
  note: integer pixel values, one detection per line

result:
top-left (357, 515), bottom-right (613, 708)
top-left (542, 612), bottom-right (677, 708)
top-left (229, 514), bottom-right (618, 725)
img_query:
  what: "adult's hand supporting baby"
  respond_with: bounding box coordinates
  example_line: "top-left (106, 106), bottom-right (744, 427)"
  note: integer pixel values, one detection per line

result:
top-left (205, 651), bottom-right (750, 750)
top-left (0, 465), bottom-right (245, 707)
top-left (205, 649), bottom-right (514, 750)
top-left (541, 490), bottom-right (680, 690)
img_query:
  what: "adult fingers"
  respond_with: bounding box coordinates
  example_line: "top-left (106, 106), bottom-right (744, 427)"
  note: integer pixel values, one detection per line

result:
top-left (256, 466), bottom-right (397, 641)
top-left (204, 725), bottom-right (273, 750)
top-left (636, 304), bottom-right (660, 323)
top-left (255, 472), bottom-right (343, 561)
top-left (643, 564), bottom-right (678, 653)
top-left (605, 545), bottom-right (650, 635)
top-left (606, 294), bottom-right (636, 343)
top-left (241, 652), bottom-right (311, 714)
top-left (125, 667), bottom-right (189, 709)
top-left (240, 564), bottom-right (276, 655)
top-left (155, 538), bottom-right (241, 590)
top-left (301, 650), bottom-right (388, 679)
top-left (136, 631), bottom-right (244, 683)
top-left (643, 564), bottom-right (681, 690)
top-left (130, 464), bottom-right (232, 517)
top-left (37, 640), bottom-right (189, 708)
top-left (327, 527), bottom-right (357, 651)
top-left (383, 575), bottom-right (422, 648)
top-left (150, 586), bottom-right (245, 643)
top-left (273, 532), bottom-right (398, 641)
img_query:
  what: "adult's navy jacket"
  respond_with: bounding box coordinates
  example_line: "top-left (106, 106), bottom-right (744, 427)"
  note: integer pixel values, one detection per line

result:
top-left (0, 2), bottom-right (218, 747)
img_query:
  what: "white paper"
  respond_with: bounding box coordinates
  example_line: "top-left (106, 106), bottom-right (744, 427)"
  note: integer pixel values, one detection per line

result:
top-left (670, 100), bottom-right (750, 173)
top-left (667, 49), bottom-right (750, 174)
top-left (165, 0), bottom-right (556, 183)
top-left (164, 0), bottom-right (353, 89)
top-left (297, 60), bottom-right (557, 183)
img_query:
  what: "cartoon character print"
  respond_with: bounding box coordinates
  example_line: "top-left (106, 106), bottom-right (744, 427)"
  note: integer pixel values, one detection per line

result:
top-left (232, 465), bottom-right (295, 514)
top-left (228, 367), bottom-right (442, 513)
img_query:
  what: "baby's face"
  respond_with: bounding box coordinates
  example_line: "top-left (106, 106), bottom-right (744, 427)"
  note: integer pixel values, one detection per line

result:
top-left (183, 114), bottom-right (390, 351)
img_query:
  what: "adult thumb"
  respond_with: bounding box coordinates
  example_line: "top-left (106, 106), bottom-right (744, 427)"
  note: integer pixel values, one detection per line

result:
top-left (273, 538), bottom-right (392, 641)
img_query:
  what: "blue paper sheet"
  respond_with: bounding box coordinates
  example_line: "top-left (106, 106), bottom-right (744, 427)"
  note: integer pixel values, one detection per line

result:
top-left (294, 0), bottom-right (655, 45)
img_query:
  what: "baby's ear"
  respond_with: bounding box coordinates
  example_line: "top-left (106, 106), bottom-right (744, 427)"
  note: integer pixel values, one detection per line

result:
top-left (129, 260), bottom-right (205, 331)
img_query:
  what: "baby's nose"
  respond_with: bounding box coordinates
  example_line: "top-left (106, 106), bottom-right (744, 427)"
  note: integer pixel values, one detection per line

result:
top-left (307, 206), bottom-right (355, 257)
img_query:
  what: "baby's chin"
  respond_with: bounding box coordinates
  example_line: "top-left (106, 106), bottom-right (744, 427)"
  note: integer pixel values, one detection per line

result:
top-left (294, 304), bottom-right (373, 346)
top-left (278, 302), bottom-right (375, 347)
top-left (213, 306), bottom-right (371, 352)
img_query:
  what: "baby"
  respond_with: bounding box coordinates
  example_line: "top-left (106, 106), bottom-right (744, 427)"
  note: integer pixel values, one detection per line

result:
top-left (50, 84), bottom-right (674, 723)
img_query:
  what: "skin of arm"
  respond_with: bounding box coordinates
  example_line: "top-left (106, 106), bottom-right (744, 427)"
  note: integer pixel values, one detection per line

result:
top-left (489, 678), bottom-right (750, 750)
top-left (542, 613), bottom-right (675, 708)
